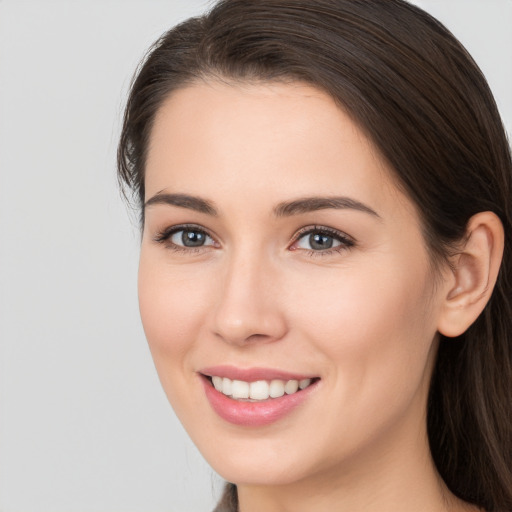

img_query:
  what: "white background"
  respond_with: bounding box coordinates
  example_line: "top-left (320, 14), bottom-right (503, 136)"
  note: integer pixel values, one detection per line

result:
top-left (0, 1), bottom-right (510, 511)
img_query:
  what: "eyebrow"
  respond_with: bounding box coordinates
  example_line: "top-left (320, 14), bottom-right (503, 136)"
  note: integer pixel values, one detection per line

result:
top-left (144, 192), bottom-right (380, 219)
top-left (144, 193), bottom-right (218, 215)
top-left (274, 196), bottom-right (380, 218)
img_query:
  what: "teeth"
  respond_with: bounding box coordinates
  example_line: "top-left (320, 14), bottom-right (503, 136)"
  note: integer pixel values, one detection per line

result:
top-left (231, 380), bottom-right (250, 399)
top-left (284, 379), bottom-right (299, 394)
top-left (210, 376), bottom-right (315, 400)
top-left (212, 376), bottom-right (223, 391)
top-left (249, 380), bottom-right (270, 400)
top-left (269, 379), bottom-right (285, 398)
top-left (299, 378), bottom-right (311, 390)
top-left (222, 377), bottom-right (232, 396)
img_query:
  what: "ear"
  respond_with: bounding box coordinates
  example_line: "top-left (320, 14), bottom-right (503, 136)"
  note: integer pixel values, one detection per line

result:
top-left (437, 211), bottom-right (504, 338)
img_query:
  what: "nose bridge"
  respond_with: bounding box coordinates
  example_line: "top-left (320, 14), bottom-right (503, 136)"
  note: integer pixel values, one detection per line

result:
top-left (211, 243), bottom-right (287, 345)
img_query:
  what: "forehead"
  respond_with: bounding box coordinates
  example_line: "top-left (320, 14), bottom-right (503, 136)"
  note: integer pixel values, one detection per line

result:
top-left (145, 80), bottom-right (407, 215)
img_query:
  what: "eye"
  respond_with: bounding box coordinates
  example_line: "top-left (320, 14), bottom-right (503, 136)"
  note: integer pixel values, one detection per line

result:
top-left (170, 229), bottom-right (214, 247)
top-left (291, 226), bottom-right (355, 254)
top-left (153, 224), bottom-right (217, 251)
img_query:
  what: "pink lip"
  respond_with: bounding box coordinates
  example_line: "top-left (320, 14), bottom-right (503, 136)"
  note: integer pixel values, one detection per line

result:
top-left (199, 369), bottom-right (320, 427)
top-left (200, 365), bottom-right (315, 382)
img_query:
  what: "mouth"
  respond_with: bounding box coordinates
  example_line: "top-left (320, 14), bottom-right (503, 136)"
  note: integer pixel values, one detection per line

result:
top-left (204, 375), bottom-right (319, 401)
top-left (199, 367), bottom-right (320, 427)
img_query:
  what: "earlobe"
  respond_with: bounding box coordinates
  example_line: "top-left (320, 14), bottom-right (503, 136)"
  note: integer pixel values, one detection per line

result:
top-left (437, 212), bottom-right (504, 338)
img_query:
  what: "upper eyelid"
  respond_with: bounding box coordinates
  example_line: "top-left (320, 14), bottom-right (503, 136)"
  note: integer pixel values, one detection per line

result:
top-left (153, 223), bottom-right (215, 241)
top-left (292, 225), bottom-right (355, 242)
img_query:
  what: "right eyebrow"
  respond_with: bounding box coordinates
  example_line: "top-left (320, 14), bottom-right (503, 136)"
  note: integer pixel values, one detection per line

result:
top-left (273, 196), bottom-right (381, 219)
top-left (144, 193), bottom-right (218, 216)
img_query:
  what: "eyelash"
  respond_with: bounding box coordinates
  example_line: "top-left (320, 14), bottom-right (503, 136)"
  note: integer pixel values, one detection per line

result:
top-left (291, 225), bottom-right (355, 257)
top-left (153, 224), bottom-right (215, 253)
top-left (153, 223), bottom-right (355, 257)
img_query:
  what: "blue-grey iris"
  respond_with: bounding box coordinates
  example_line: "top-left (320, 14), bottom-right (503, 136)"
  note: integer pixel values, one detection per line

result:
top-left (310, 233), bottom-right (333, 250)
top-left (182, 230), bottom-right (206, 247)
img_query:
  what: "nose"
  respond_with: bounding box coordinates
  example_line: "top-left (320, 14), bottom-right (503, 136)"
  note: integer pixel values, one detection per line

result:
top-left (211, 251), bottom-right (288, 346)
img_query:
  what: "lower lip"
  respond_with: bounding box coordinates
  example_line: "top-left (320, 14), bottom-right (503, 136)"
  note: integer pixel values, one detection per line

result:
top-left (201, 376), bottom-right (319, 427)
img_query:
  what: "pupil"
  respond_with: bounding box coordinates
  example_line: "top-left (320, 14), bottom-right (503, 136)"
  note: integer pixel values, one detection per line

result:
top-left (309, 233), bottom-right (333, 250)
top-left (182, 230), bottom-right (205, 247)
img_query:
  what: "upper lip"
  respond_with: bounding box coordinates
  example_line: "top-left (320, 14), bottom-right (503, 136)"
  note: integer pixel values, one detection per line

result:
top-left (199, 365), bottom-right (318, 382)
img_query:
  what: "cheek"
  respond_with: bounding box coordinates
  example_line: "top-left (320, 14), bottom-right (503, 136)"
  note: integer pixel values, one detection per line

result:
top-left (137, 255), bottom-right (220, 425)
top-left (291, 256), bottom-right (438, 403)
top-left (295, 257), bottom-right (433, 339)
top-left (137, 256), bottom-right (209, 371)
top-left (280, 261), bottom-right (438, 467)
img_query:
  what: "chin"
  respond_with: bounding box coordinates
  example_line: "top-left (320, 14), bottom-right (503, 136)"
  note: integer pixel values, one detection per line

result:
top-left (186, 425), bottom-right (329, 488)
top-left (210, 456), bottom-right (309, 487)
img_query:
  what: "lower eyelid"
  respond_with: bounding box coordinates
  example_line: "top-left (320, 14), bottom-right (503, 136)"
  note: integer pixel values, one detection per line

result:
top-left (303, 246), bottom-right (351, 258)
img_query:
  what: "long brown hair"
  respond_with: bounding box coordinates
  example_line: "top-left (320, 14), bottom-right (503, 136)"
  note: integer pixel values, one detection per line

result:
top-left (118, 1), bottom-right (512, 510)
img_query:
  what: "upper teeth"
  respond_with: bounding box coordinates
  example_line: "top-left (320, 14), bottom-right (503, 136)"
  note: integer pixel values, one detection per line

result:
top-left (211, 376), bottom-right (312, 400)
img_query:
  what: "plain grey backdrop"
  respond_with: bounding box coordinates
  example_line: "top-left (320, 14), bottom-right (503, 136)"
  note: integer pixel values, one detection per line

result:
top-left (0, 1), bottom-right (510, 511)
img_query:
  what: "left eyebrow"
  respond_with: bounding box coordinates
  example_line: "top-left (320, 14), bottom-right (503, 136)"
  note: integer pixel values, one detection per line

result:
top-left (144, 192), bottom-right (218, 216)
top-left (273, 196), bottom-right (381, 219)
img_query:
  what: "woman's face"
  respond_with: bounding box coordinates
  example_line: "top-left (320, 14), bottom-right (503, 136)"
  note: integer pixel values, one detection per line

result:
top-left (139, 81), bottom-right (448, 486)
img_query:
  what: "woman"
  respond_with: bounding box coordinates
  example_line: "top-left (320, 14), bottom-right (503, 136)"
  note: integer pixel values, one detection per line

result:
top-left (118, 1), bottom-right (512, 510)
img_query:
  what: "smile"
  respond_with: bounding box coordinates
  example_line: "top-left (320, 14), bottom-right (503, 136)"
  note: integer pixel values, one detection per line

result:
top-left (199, 367), bottom-right (320, 427)
top-left (210, 376), bottom-right (313, 401)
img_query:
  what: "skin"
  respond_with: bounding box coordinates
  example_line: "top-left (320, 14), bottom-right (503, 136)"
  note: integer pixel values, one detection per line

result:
top-left (139, 81), bottom-right (485, 512)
